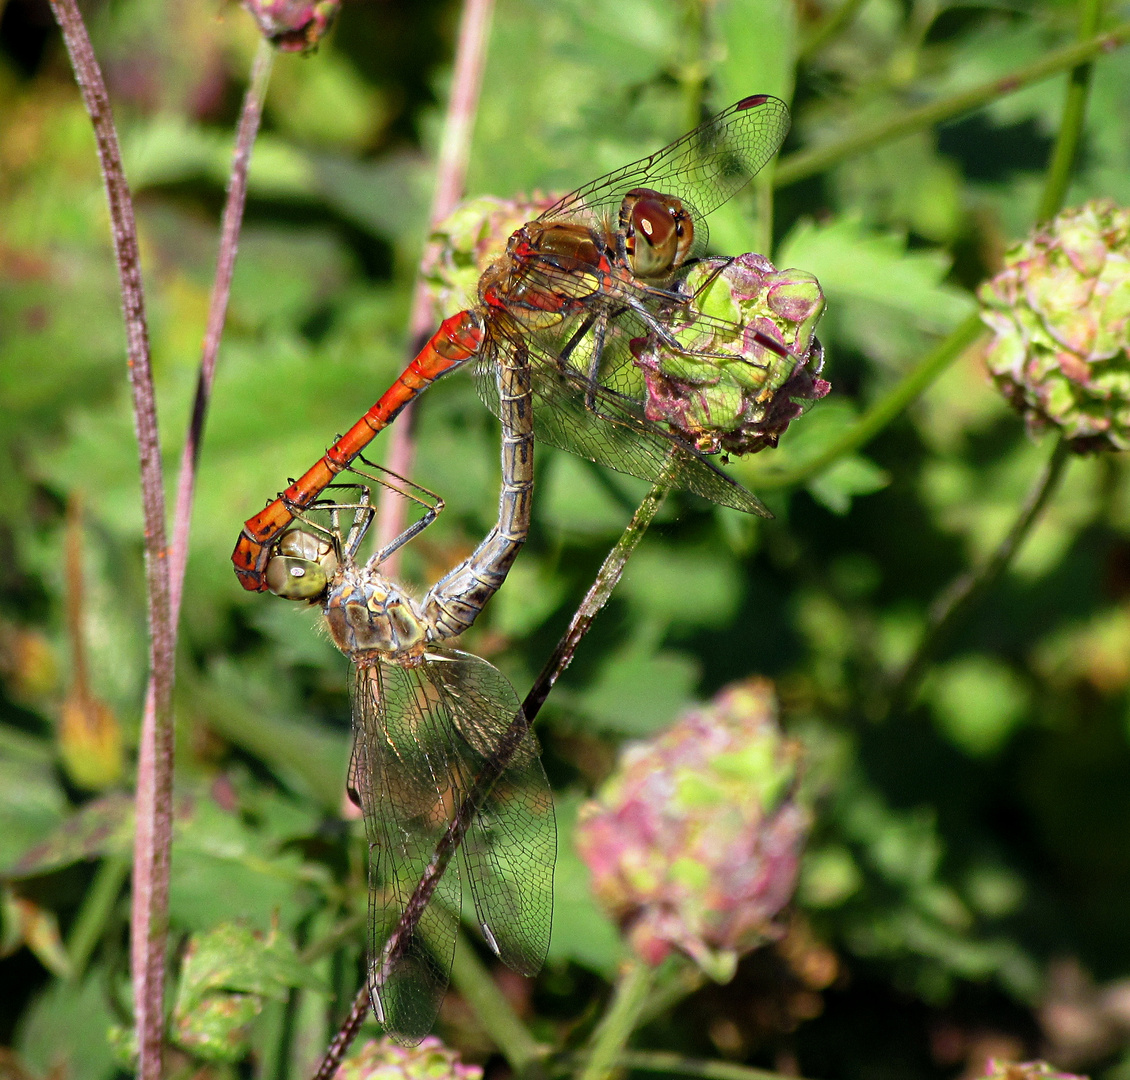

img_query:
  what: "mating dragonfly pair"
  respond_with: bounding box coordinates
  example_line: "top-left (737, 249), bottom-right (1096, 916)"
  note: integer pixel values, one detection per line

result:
top-left (235, 94), bottom-right (814, 1042)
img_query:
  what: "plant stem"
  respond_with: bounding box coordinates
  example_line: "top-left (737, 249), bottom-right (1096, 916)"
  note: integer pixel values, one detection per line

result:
top-left (450, 933), bottom-right (546, 1073)
top-left (1036, 0), bottom-right (1104, 221)
top-left (799, 0), bottom-right (870, 60)
top-left (577, 958), bottom-right (657, 1080)
top-left (774, 20), bottom-right (1130, 188)
top-left (565, 1051), bottom-right (807, 1080)
top-left (375, 0), bottom-right (495, 571)
top-left (45, 2), bottom-right (174, 1076)
top-left (888, 436), bottom-right (1071, 714)
top-left (67, 854), bottom-right (130, 981)
top-left (168, 39), bottom-right (273, 625)
top-left (749, 311), bottom-right (984, 489)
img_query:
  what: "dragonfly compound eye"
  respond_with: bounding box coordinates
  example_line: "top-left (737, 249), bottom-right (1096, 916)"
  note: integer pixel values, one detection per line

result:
top-left (266, 529), bottom-right (338, 600)
top-left (621, 188), bottom-right (695, 279)
top-left (266, 555), bottom-right (329, 600)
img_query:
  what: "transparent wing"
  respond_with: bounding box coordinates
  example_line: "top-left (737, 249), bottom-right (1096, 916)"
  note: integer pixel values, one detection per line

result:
top-left (352, 661), bottom-right (462, 1045)
top-left (474, 325), bottom-right (772, 517)
top-left (425, 649), bottom-right (556, 976)
top-left (539, 95), bottom-right (790, 228)
top-left (352, 651), bottom-right (556, 1042)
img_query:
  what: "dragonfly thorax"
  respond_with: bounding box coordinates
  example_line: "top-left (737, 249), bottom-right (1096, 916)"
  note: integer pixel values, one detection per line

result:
top-left (618, 187), bottom-right (694, 280)
top-left (323, 565), bottom-right (429, 663)
top-left (479, 221), bottom-right (607, 332)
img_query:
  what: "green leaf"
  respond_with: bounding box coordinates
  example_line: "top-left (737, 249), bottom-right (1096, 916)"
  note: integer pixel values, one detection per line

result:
top-left (925, 655), bottom-right (1030, 757)
top-left (3, 793), bottom-right (133, 880)
top-left (16, 975), bottom-right (119, 1080)
top-left (173, 922), bottom-right (321, 1063)
top-left (807, 454), bottom-right (890, 514)
top-left (578, 636), bottom-right (700, 735)
top-left (778, 215), bottom-right (975, 366)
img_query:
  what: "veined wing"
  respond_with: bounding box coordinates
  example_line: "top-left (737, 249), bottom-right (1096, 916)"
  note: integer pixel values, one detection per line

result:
top-left (474, 331), bottom-right (772, 517)
top-left (538, 96), bottom-right (790, 229)
top-left (352, 660), bottom-right (463, 1044)
top-left (424, 648), bottom-right (555, 976)
top-left (352, 651), bottom-right (555, 1041)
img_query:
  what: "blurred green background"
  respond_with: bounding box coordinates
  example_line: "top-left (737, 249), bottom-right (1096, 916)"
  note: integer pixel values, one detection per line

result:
top-left (4, 0), bottom-right (1130, 1076)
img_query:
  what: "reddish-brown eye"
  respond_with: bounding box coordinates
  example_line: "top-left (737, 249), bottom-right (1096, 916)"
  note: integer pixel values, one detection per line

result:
top-left (620, 188), bottom-right (695, 279)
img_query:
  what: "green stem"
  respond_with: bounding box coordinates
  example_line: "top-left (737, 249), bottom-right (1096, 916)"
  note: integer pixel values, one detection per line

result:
top-left (450, 933), bottom-right (545, 1074)
top-left (1036, 0), bottom-right (1104, 221)
top-left (67, 854), bottom-right (129, 981)
top-left (299, 912), bottom-right (365, 965)
top-left (749, 312), bottom-right (985, 489)
top-left (799, 0), bottom-right (869, 60)
top-left (577, 958), bottom-right (658, 1080)
top-left (774, 20), bottom-right (1130, 188)
top-left (888, 436), bottom-right (1071, 713)
top-left (754, 176), bottom-right (774, 259)
top-left (605, 1052), bottom-right (804, 1080)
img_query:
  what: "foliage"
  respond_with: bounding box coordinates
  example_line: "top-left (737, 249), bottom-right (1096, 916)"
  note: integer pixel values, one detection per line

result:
top-left (3, 0), bottom-right (1130, 1077)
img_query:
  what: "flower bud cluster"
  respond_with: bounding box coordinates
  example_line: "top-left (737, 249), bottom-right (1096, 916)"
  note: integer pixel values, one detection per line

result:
top-left (979, 200), bottom-right (1130, 452)
top-left (575, 679), bottom-right (808, 980)
top-left (632, 253), bottom-right (828, 456)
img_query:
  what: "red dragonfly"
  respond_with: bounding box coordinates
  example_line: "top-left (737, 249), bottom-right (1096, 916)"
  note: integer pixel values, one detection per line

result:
top-left (234, 94), bottom-right (791, 591)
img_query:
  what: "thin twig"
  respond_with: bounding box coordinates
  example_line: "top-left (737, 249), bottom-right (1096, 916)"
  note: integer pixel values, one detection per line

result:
top-left (1036, 0), bottom-right (1104, 221)
top-left (45, 2), bottom-right (174, 1077)
top-left (168, 39), bottom-right (274, 623)
top-left (774, 20), bottom-right (1130, 188)
top-left (375, 0), bottom-right (496, 572)
top-left (887, 436), bottom-right (1071, 714)
top-left (799, 0), bottom-right (870, 60)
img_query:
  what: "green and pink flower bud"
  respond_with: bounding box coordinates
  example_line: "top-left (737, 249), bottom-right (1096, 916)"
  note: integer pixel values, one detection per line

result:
top-left (336, 1037), bottom-right (484, 1080)
top-left (424, 194), bottom-right (561, 319)
top-left (243, 0), bottom-right (340, 51)
top-left (978, 200), bottom-right (1130, 452)
top-left (974, 1062), bottom-right (1087, 1080)
top-left (631, 253), bottom-right (828, 456)
top-left (575, 678), bottom-right (808, 981)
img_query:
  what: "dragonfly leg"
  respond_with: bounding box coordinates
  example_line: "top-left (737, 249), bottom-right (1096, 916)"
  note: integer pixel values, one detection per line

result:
top-left (366, 498), bottom-right (443, 569)
top-left (583, 312), bottom-right (610, 412)
top-left (554, 310), bottom-right (598, 370)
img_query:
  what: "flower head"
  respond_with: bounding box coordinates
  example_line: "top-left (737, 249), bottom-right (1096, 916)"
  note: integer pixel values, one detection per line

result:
top-left (242, 0), bottom-right (340, 51)
top-left (978, 200), bottom-right (1130, 452)
top-left (575, 679), bottom-right (808, 980)
top-left (631, 253), bottom-right (828, 456)
top-left (975, 1062), bottom-right (1087, 1080)
top-left (424, 194), bottom-right (561, 319)
top-left (336, 1037), bottom-right (483, 1080)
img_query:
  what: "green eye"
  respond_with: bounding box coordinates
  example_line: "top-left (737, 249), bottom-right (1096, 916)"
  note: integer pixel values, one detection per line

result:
top-left (266, 555), bottom-right (330, 600)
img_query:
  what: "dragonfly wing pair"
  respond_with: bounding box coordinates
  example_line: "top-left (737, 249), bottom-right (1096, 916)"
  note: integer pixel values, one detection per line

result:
top-left (352, 648), bottom-right (555, 1042)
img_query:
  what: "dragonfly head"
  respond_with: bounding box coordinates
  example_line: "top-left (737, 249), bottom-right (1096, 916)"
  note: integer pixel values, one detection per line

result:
top-left (323, 567), bottom-right (428, 661)
top-left (620, 187), bottom-right (695, 280)
top-left (265, 528), bottom-right (339, 601)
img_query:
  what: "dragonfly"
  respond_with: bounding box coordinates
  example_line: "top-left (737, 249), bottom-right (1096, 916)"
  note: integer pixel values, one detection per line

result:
top-left (233, 93), bottom-right (792, 592)
top-left (264, 348), bottom-right (554, 1042)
